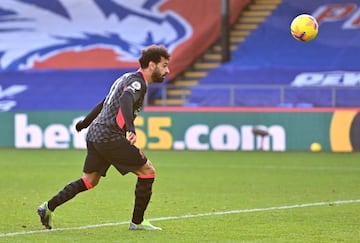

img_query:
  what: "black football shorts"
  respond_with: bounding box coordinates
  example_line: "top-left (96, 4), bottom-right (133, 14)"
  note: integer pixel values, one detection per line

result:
top-left (83, 138), bottom-right (148, 176)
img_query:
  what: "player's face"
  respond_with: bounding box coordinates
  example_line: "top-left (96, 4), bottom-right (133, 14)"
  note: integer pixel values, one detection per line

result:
top-left (152, 57), bottom-right (170, 83)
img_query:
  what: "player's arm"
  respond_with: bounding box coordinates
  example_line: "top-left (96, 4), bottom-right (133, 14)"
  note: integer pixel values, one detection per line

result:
top-left (117, 91), bottom-right (136, 133)
top-left (117, 90), bottom-right (138, 144)
top-left (117, 79), bottom-right (144, 144)
top-left (75, 98), bottom-right (105, 132)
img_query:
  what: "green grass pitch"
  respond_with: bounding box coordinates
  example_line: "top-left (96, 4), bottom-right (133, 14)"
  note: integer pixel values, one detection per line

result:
top-left (0, 149), bottom-right (359, 242)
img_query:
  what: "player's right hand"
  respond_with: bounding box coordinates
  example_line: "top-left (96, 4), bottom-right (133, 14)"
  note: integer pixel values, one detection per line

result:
top-left (75, 120), bottom-right (84, 132)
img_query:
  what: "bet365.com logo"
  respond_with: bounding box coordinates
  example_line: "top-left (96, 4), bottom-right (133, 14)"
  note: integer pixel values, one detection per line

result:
top-left (330, 111), bottom-right (360, 152)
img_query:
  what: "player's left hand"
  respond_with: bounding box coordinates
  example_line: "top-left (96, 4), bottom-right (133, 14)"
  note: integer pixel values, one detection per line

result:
top-left (127, 131), bottom-right (136, 145)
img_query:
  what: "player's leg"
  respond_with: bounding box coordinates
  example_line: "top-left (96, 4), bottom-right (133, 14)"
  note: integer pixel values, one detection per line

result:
top-left (92, 139), bottom-right (161, 229)
top-left (37, 141), bottom-right (107, 229)
top-left (37, 172), bottom-right (100, 229)
top-left (103, 139), bottom-right (161, 230)
top-left (48, 171), bottom-right (101, 211)
top-left (129, 160), bottom-right (161, 230)
top-left (131, 160), bottom-right (156, 223)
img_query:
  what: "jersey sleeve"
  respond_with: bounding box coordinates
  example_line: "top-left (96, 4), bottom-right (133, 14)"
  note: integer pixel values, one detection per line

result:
top-left (76, 99), bottom-right (105, 131)
top-left (116, 79), bottom-right (145, 133)
top-left (124, 79), bottom-right (144, 102)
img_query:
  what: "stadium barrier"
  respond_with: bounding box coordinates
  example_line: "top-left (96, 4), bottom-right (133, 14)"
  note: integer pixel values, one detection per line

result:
top-left (148, 84), bottom-right (360, 107)
top-left (1, 107), bottom-right (359, 152)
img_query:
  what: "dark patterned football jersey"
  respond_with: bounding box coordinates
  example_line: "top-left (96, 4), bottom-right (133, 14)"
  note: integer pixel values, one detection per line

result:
top-left (86, 71), bottom-right (147, 142)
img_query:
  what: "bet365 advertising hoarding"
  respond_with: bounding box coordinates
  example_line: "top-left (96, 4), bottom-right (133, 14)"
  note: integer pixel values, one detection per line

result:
top-left (0, 108), bottom-right (359, 152)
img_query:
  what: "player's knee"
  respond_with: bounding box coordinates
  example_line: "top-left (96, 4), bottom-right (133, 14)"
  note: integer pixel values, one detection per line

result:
top-left (81, 174), bottom-right (99, 189)
top-left (136, 160), bottom-right (156, 178)
top-left (147, 165), bottom-right (156, 175)
top-left (145, 160), bottom-right (156, 175)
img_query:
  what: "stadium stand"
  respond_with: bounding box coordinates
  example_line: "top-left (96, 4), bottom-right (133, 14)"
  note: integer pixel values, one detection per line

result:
top-left (183, 0), bottom-right (360, 107)
top-left (1, 0), bottom-right (359, 110)
top-left (0, 0), bottom-right (250, 111)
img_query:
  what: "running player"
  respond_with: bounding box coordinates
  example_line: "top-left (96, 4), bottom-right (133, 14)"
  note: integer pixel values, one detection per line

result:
top-left (37, 45), bottom-right (170, 231)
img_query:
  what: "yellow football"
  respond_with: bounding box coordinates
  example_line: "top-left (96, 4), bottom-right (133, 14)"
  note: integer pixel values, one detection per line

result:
top-left (310, 142), bottom-right (322, 152)
top-left (290, 14), bottom-right (319, 42)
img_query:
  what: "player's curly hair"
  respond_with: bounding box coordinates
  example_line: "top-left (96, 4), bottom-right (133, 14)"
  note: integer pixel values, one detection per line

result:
top-left (139, 45), bottom-right (170, 68)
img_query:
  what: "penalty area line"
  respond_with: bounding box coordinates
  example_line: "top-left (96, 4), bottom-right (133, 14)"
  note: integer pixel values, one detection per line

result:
top-left (1, 199), bottom-right (359, 238)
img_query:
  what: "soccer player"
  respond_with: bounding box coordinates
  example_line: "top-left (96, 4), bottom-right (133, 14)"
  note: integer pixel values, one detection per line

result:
top-left (37, 45), bottom-right (170, 231)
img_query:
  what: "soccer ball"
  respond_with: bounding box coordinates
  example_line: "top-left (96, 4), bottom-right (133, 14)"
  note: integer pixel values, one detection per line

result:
top-left (290, 14), bottom-right (318, 42)
top-left (310, 142), bottom-right (322, 152)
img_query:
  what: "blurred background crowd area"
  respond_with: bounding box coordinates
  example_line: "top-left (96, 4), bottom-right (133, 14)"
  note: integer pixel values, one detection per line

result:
top-left (0, 0), bottom-right (359, 111)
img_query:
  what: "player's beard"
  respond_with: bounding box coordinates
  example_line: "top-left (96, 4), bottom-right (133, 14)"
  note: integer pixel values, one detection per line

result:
top-left (152, 67), bottom-right (165, 83)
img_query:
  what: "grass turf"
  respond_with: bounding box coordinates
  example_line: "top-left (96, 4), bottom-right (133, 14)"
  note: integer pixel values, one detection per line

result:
top-left (0, 149), bottom-right (359, 242)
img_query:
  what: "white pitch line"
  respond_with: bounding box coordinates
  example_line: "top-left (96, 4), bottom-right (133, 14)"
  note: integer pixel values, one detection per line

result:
top-left (1, 199), bottom-right (359, 238)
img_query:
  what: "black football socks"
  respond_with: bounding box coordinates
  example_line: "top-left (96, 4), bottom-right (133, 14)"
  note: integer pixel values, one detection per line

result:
top-left (47, 178), bottom-right (88, 211)
top-left (131, 177), bottom-right (154, 224)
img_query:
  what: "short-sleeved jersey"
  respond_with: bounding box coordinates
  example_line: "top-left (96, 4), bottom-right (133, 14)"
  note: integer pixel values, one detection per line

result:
top-left (86, 71), bottom-right (147, 143)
